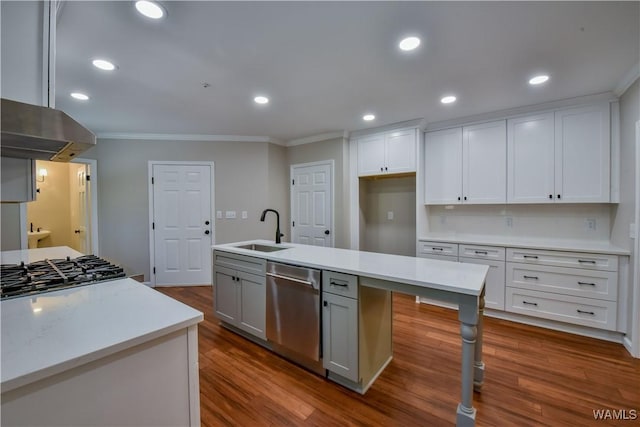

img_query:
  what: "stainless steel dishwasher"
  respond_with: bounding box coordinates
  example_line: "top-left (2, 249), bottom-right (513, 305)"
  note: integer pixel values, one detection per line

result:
top-left (266, 261), bottom-right (324, 375)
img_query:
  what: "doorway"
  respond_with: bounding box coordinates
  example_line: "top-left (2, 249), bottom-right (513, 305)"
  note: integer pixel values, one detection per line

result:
top-left (290, 161), bottom-right (334, 247)
top-left (148, 161), bottom-right (215, 287)
top-left (26, 158), bottom-right (98, 254)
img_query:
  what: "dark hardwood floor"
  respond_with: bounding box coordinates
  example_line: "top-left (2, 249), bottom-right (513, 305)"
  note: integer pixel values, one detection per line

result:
top-left (157, 286), bottom-right (640, 426)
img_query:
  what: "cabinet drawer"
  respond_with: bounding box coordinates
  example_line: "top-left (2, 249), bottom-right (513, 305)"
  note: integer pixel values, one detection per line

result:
top-left (459, 244), bottom-right (505, 261)
top-left (323, 270), bottom-right (358, 299)
top-left (213, 251), bottom-right (266, 275)
top-left (418, 241), bottom-right (458, 257)
top-left (505, 288), bottom-right (617, 331)
top-left (506, 248), bottom-right (618, 271)
top-left (507, 264), bottom-right (617, 301)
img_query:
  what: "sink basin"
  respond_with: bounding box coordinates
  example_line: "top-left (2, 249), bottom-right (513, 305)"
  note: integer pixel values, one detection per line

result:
top-left (27, 229), bottom-right (51, 249)
top-left (234, 243), bottom-right (288, 252)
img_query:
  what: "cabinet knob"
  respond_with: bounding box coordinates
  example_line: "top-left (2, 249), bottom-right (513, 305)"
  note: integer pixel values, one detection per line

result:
top-left (464, 196), bottom-right (467, 201)
top-left (557, 194), bottom-right (561, 199)
top-left (385, 167), bottom-right (388, 171)
top-left (548, 194), bottom-right (553, 199)
top-left (380, 167), bottom-right (384, 172)
top-left (205, 230), bottom-right (210, 235)
top-left (205, 220), bottom-right (210, 225)
top-left (323, 301), bottom-right (328, 307)
top-left (457, 196), bottom-right (461, 201)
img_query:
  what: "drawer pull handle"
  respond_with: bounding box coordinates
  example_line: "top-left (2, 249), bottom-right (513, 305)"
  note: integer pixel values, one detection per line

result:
top-left (523, 275), bottom-right (539, 280)
top-left (330, 281), bottom-right (348, 287)
top-left (523, 255), bottom-right (538, 259)
top-left (474, 251), bottom-right (488, 255)
top-left (432, 247), bottom-right (444, 251)
top-left (577, 281), bottom-right (596, 286)
top-left (578, 259), bottom-right (596, 264)
top-left (577, 309), bottom-right (595, 316)
top-left (522, 301), bottom-right (538, 306)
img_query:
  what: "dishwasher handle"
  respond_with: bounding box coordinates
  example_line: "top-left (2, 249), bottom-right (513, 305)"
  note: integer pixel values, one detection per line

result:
top-left (266, 271), bottom-right (317, 288)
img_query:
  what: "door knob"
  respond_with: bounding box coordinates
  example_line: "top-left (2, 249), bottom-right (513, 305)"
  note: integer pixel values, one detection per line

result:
top-left (324, 230), bottom-right (330, 235)
top-left (74, 229), bottom-right (81, 234)
top-left (204, 230), bottom-right (210, 235)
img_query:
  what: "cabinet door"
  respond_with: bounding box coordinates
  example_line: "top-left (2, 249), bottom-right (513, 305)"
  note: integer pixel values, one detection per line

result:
top-left (357, 134), bottom-right (386, 176)
top-left (1, 157), bottom-right (36, 202)
top-left (460, 257), bottom-right (506, 310)
top-left (238, 271), bottom-right (266, 339)
top-left (322, 292), bottom-right (358, 382)
top-left (507, 113), bottom-right (555, 203)
top-left (463, 120), bottom-right (507, 204)
top-left (554, 103), bottom-right (610, 203)
top-left (213, 266), bottom-right (238, 324)
top-left (385, 129), bottom-right (416, 174)
top-left (424, 127), bottom-right (462, 204)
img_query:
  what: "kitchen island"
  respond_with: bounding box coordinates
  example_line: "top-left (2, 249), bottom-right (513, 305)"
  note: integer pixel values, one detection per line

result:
top-left (213, 240), bottom-right (488, 427)
top-left (1, 246), bottom-right (204, 426)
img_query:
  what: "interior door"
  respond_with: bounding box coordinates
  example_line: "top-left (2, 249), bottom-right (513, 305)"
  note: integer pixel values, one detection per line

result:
top-left (69, 163), bottom-right (91, 254)
top-left (291, 162), bottom-right (333, 247)
top-left (152, 163), bottom-right (213, 286)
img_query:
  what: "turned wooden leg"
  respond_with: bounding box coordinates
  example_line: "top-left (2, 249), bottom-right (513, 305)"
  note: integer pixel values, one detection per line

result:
top-left (474, 288), bottom-right (485, 392)
top-left (456, 297), bottom-right (479, 427)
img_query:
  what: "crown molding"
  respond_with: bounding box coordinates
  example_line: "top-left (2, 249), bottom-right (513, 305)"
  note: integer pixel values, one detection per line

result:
top-left (425, 92), bottom-right (618, 132)
top-left (349, 118), bottom-right (426, 139)
top-left (286, 131), bottom-right (348, 147)
top-left (96, 132), bottom-right (282, 144)
top-left (614, 63), bottom-right (640, 97)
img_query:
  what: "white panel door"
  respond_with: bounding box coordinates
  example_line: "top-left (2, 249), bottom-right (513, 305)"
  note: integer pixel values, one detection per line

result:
top-left (291, 162), bottom-right (333, 247)
top-left (463, 120), bottom-right (507, 204)
top-left (357, 134), bottom-right (385, 176)
top-left (507, 113), bottom-right (555, 203)
top-left (424, 127), bottom-right (463, 204)
top-left (385, 129), bottom-right (416, 174)
top-left (69, 163), bottom-right (91, 254)
top-left (555, 103), bottom-right (610, 203)
top-left (153, 164), bottom-right (212, 285)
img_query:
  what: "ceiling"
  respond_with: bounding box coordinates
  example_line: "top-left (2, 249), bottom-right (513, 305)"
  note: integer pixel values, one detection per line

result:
top-left (55, 1), bottom-right (639, 143)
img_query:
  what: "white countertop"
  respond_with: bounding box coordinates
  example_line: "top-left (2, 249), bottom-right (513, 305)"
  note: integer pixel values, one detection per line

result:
top-left (1, 246), bottom-right (84, 264)
top-left (1, 276), bottom-right (203, 392)
top-left (418, 233), bottom-right (629, 255)
top-left (214, 240), bottom-right (489, 297)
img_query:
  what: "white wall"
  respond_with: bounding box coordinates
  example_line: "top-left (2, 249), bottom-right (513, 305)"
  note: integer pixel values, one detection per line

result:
top-left (83, 138), bottom-right (287, 281)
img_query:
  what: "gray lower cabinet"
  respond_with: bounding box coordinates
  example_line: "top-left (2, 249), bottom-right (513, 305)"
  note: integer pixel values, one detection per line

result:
top-left (322, 270), bottom-right (393, 394)
top-left (213, 252), bottom-right (266, 340)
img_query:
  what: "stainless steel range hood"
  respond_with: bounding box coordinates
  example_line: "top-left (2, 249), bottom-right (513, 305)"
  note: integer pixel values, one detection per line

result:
top-left (1, 98), bottom-right (96, 162)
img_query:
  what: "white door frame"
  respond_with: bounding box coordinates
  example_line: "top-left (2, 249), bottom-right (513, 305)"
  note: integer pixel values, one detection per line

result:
top-left (148, 161), bottom-right (215, 287)
top-left (628, 121), bottom-right (640, 357)
top-left (72, 158), bottom-right (99, 255)
top-left (290, 160), bottom-right (335, 247)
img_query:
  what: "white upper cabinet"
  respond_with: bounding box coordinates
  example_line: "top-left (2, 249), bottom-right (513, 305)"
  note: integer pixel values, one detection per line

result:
top-left (555, 103), bottom-right (610, 203)
top-left (507, 112), bottom-right (555, 203)
top-left (424, 121), bottom-right (506, 204)
top-left (463, 120), bottom-right (507, 204)
top-left (357, 129), bottom-right (416, 177)
top-left (507, 103), bottom-right (611, 204)
top-left (424, 127), bottom-right (462, 204)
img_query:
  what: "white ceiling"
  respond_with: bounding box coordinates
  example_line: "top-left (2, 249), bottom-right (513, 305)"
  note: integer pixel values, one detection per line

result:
top-left (54, 1), bottom-right (639, 143)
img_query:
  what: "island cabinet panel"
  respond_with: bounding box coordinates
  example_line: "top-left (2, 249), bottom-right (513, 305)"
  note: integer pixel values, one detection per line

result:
top-left (323, 271), bottom-right (393, 394)
top-left (213, 252), bottom-right (266, 340)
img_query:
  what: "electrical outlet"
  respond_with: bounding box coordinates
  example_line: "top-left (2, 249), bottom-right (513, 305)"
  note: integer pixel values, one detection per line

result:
top-left (225, 210), bottom-right (237, 219)
top-left (585, 218), bottom-right (596, 231)
top-left (241, 211), bottom-right (248, 219)
top-left (505, 216), bottom-right (513, 228)
top-left (387, 211), bottom-right (394, 220)
top-left (216, 211), bottom-right (222, 219)
top-left (440, 215), bottom-right (446, 225)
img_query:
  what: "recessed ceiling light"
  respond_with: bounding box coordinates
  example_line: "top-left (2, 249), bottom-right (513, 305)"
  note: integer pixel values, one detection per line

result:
top-left (254, 96), bottom-right (269, 105)
top-left (529, 74), bottom-right (549, 85)
top-left (135, 1), bottom-right (165, 19)
top-left (440, 95), bottom-right (457, 104)
top-left (363, 114), bottom-right (375, 121)
top-left (70, 92), bottom-right (89, 101)
top-left (399, 36), bottom-right (421, 51)
top-left (92, 59), bottom-right (116, 71)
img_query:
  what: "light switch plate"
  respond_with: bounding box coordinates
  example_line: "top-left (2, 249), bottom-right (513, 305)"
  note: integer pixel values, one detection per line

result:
top-left (387, 211), bottom-right (394, 220)
top-left (241, 211), bottom-right (248, 219)
top-left (585, 218), bottom-right (596, 231)
top-left (216, 211), bottom-right (222, 219)
top-left (225, 211), bottom-right (237, 219)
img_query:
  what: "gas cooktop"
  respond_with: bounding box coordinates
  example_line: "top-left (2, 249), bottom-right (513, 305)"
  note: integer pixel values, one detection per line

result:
top-left (0, 255), bottom-right (126, 300)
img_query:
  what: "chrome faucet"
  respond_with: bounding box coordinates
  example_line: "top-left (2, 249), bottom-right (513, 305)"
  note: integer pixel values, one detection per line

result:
top-left (260, 209), bottom-right (283, 244)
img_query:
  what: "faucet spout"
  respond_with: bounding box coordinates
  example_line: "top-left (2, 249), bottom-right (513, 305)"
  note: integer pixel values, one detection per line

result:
top-left (260, 209), bottom-right (283, 244)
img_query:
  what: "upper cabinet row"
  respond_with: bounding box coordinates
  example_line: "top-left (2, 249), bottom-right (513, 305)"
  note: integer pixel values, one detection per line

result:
top-left (424, 102), bottom-right (611, 205)
top-left (356, 129), bottom-right (417, 177)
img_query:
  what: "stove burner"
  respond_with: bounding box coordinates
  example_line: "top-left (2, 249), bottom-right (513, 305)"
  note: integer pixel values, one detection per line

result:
top-left (1, 255), bottom-right (126, 300)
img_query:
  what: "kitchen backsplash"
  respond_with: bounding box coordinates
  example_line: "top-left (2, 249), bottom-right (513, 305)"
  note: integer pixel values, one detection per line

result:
top-left (424, 203), bottom-right (611, 241)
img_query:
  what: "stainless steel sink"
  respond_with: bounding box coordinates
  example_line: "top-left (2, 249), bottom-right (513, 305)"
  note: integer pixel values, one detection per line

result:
top-left (235, 243), bottom-right (289, 252)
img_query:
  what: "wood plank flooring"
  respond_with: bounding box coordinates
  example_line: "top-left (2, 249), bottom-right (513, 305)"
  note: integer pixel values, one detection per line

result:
top-left (157, 286), bottom-right (640, 426)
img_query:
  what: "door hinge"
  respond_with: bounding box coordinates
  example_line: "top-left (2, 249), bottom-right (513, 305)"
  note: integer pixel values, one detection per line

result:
top-left (152, 222), bottom-right (155, 230)
top-left (86, 175), bottom-right (91, 181)
top-left (153, 267), bottom-right (156, 274)
top-left (151, 177), bottom-right (154, 184)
